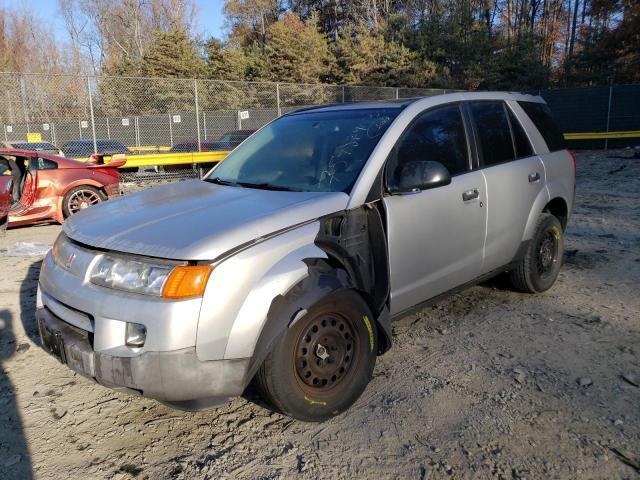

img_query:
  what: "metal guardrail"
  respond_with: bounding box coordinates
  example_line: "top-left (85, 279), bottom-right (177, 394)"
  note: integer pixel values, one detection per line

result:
top-left (564, 130), bottom-right (640, 140)
top-left (128, 145), bottom-right (172, 153)
top-left (76, 150), bottom-right (230, 168)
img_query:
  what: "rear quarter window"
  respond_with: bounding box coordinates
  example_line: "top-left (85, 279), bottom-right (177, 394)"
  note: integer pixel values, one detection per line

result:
top-left (518, 101), bottom-right (565, 152)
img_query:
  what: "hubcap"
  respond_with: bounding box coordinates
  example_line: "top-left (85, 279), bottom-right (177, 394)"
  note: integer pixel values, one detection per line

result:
top-left (68, 190), bottom-right (101, 214)
top-left (295, 314), bottom-right (356, 391)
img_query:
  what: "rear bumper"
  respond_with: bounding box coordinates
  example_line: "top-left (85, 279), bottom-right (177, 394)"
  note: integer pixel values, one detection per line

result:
top-left (36, 306), bottom-right (249, 409)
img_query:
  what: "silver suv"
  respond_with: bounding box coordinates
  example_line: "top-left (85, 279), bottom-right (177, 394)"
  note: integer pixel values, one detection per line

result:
top-left (37, 93), bottom-right (575, 421)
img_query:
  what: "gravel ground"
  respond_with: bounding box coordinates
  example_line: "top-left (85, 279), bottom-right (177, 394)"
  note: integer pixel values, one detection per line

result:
top-left (0, 150), bottom-right (638, 479)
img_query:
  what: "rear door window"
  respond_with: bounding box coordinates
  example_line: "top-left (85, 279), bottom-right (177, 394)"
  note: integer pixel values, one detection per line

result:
top-left (517, 101), bottom-right (565, 152)
top-left (469, 101), bottom-right (515, 166)
top-left (507, 108), bottom-right (534, 158)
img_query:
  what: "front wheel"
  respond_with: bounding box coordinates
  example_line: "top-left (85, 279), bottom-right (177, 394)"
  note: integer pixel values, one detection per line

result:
top-left (509, 213), bottom-right (564, 293)
top-left (62, 186), bottom-right (106, 218)
top-left (255, 290), bottom-right (378, 422)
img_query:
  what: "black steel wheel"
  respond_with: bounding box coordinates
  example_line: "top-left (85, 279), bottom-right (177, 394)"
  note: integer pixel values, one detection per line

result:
top-left (256, 289), bottom-right (378, 422)
top-left (294, 313), bottom-right (358, 392)
top-left (509, 213), bottom-right (564, 293)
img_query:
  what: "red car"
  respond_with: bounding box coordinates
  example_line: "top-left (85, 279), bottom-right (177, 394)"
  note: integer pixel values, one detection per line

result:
top-left (0, 149), bottom-right (123, 228)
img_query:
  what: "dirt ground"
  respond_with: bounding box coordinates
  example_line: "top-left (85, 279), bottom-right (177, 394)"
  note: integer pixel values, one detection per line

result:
top-left (0, 150), bottom-right (638, 479)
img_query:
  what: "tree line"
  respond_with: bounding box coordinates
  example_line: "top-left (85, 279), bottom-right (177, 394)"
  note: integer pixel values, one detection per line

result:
top-left (0, 0), bottom-right (637, 91)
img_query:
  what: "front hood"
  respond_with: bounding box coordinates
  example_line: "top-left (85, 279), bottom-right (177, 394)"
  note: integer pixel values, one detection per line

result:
top-left (64, 180), bottom-right (348, 260)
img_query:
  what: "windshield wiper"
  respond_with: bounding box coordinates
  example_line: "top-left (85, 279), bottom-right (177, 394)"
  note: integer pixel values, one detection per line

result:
top-left (204, 177), bottom-right (239, 187)
top-left (205, 177), bottom-right (301, 192)
top-left (236, 181), bottom-right (302, 192)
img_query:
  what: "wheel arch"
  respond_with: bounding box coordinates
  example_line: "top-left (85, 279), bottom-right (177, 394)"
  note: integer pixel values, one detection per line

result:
top-left (543, 197), bottom-right (569, 230)
top-left (60, 178), bottom-right (105, 197)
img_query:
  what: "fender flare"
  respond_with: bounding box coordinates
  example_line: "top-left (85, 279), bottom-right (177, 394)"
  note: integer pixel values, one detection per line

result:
top-left (522, 180), bottom-right (572, 242)
top-left (522, 186), bottom-right (551, 241)
top-left (60, 178), bottom-right (106, 198)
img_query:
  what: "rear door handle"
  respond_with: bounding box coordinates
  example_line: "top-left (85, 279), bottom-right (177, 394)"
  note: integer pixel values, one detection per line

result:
top-left (528, 172), bottom-right (541, 183)
top-left (462, 188), bottom-right (479, 201)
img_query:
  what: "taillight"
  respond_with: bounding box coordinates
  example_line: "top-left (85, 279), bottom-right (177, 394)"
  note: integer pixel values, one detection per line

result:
top-left (568, 149), bottom-right (576, 176)
top-left (94, 168), bottom-right (121, 180)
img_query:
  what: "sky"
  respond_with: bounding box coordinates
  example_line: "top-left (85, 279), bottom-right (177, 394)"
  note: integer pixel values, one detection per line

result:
top-left (2, 0), bottom-right (227, 40)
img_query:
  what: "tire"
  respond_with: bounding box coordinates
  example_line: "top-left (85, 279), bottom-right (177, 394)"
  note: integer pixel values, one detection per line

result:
top-left (509, 213), bottom-right (564, 293)
top-left (255, 289), bottom-right (378, 422)
top-left (62, 185), bottom-right (106, 218)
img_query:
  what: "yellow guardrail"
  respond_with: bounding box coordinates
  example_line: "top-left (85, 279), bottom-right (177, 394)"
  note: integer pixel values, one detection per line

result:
top-left (74, 151), bottom-right (231, 168)
top-left (564, 130), bottom-right (640, 140)
top-left (129, 145), bottom-right (172, 153)
top-left (73, 130), bottom-right (640, 167)
top-left (116, 151), bottom-right (230, 168)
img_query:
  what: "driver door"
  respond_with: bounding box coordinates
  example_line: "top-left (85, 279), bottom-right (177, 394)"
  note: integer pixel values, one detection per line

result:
top-left (383, 103), bottom-right (487, 315)
top-left (10, 156), bottom-right (38, 216)
top-left (0, 174), bottom-right (12, 231)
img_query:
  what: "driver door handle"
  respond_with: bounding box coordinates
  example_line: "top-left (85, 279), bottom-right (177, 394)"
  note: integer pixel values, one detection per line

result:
top-left (528, 171), bottom-right (541, 183)
top-left (462, 188), bottom-right (479, 201)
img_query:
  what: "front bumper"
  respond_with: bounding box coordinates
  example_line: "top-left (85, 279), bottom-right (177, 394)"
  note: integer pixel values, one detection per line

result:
top-left (37, 306), bottom-right (249, 409)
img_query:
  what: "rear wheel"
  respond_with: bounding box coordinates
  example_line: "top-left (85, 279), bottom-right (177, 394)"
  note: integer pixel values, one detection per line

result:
top-left (62, 186), bottom-right (106, 218)
top-left (256, 290), bottom-right (378, 422)
top-left (509, 213), bottom-right (564, 293)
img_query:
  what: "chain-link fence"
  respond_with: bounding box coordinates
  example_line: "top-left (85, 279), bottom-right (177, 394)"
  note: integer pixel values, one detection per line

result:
top-left (0, 73), bottom-right (455, 156)
top-left (1, 73), bottom-right (637, 188)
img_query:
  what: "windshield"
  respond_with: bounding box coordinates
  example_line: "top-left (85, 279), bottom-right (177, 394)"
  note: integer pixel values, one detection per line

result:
top-left (206, 108), bottom-right (399, 193)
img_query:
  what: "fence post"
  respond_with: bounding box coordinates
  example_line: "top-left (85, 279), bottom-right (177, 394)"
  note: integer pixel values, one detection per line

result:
top-left (237, 111), bottom-right (242, 130)
top-left (19, 76), bottom-right (30, 133)
top-left (51, 123), bottom-right (56, 146)
top-left (395, 87), bottom-right (399, 100)
top-left (342, 86), bottom-right (345, 103)
top-left (203, 112), bottom-right (207, 140)
top-left (605, 81), bottom-right (613, 150)
top-left (276, 83), bottom-right (282, 117)
top-left (79, 120), bottom-right (83, 139)
top-left (87, 77), bottom-right (98, 154)
top-left (134, 116), bottom-right (140, 147)
top-left (194, 79), bottom-right (202, 152)
top-left (169, 114), bottom-right (174, 146)
top-left (106, 118), bottom-right (111, 139)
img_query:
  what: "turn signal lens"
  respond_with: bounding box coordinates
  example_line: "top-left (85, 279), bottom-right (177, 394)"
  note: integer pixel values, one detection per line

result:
top-left (161, 265), bottom-right (212, 299)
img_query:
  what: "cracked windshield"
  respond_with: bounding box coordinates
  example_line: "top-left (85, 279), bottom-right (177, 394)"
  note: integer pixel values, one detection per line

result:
top-left (206, 108), bottom-right (400, 193)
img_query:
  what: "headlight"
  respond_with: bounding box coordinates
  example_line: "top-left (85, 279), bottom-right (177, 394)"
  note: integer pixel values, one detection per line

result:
top-left (52, 233), bottom-right (74, 268)
top-left (90, 255), bottom-right (173, 296)
top-left (90, 255), bottom-right (212, 298)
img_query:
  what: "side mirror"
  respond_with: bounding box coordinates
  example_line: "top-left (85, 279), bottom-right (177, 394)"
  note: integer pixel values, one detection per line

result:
top-left (388, 161), bottom-right (452, 194)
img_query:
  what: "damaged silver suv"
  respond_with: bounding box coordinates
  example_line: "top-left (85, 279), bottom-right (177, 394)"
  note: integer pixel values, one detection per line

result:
top-left (37, 93), bottom-right (575, 421)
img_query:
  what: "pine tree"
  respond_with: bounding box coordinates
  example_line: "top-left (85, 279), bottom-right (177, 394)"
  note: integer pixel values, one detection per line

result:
top-left (141, 27), bottom-right (205, 79)
top-left (264, 13), bottom-right (331, 83)
top-left (139, 27), bottom-right (205, 112)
